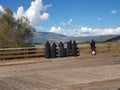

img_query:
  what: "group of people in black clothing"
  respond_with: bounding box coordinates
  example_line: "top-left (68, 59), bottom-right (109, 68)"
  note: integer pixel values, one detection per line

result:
top-left (44, 40), bottom-right (79, 58)
top-left (44, 39), bottom-right (96, 58)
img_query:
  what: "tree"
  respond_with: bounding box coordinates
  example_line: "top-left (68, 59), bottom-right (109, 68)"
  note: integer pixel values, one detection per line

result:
top-left (0, 8), bottom-right (15, 48)
top-left (14, 17), bottom-right (33, 47)
top-left (0, 8), bottom-right (33, 48)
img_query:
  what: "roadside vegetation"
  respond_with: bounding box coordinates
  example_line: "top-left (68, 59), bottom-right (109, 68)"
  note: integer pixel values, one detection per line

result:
top-left (0, 8), bottom-right (34, 48)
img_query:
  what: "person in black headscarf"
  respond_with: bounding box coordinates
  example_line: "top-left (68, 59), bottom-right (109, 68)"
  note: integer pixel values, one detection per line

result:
top-left (44, 41), bottom-right (51, 58)
top-left (51, 42), bottom-right (57, 58)
top-left (90, 40), bottom-right (96, 55)
top-left (69, 40), bottom-right (72, 56)
top-left (66, 42), bottom-right (71, 56)
top-left (72, 41), bottom-right (78, 56)
top-left (58, 41), bottom-right (64, 57)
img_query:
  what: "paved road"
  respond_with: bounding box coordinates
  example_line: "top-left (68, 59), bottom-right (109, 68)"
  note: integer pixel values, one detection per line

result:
top-left (0, 55), bottom-right (120, 90)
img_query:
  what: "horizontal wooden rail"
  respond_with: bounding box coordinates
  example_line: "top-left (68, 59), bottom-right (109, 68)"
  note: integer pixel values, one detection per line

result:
top-left (0, 42), bottom-right (120, 60)
top-left (0, 47), bottom-right (44, 60)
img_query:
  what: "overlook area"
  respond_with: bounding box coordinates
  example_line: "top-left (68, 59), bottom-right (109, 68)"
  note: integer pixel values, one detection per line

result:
top-left (0, 0), bottom-right (120, 89)
top-left (0, 53), bottom-right (120, 90)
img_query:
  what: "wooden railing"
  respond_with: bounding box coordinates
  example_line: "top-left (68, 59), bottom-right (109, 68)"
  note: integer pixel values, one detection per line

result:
top-left (0, 42), bottom-right (120, 60)
top-left (0, 47), bottom-right (44, 60)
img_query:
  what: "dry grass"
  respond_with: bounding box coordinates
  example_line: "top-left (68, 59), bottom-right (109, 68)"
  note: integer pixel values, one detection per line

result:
top-left (78, 41), bottom-right (120, 55)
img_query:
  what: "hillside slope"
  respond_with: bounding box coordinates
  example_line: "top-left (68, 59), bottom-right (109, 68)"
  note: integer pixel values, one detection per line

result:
top-left (105, 35), bottom-right (120, 42)
top-left (33, 32), bottom-right (120, 44)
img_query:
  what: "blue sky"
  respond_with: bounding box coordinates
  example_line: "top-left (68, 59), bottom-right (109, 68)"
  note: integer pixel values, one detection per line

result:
top-left (0, 0), bottom-right (120, 36)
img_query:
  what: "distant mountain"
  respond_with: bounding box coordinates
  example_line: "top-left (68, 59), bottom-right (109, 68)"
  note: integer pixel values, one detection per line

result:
top-left (105, 35), bottom-right (120, 42)
top-left (33, 32), bottom-right (70, 44)
top-left (32, 32), bottom-right (120, 44)
top-left (72, 35), bottom-right (120, 42)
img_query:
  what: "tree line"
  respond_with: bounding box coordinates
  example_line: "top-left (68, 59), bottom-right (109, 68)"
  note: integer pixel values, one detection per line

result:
top-left (0, 8), bottom-right (34, 48)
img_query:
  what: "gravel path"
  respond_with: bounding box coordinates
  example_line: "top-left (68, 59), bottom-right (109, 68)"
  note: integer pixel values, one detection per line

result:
top-left (0, 54), bottom-right (120, 90)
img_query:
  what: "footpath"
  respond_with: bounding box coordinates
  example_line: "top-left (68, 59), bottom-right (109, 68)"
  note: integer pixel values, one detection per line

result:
top-left (0, 54), bottom-right (120, 66)
top-left (0, 54), bottom-right (120, 90)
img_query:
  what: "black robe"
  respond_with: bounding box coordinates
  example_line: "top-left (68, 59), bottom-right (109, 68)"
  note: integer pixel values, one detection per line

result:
top-left (72, 41), bottom-right (78, 56)
top-left (58, 42), bottom-right (65, 57)
top-left (51, 42), bottom-right (57, 58)
top-left (44, 41), bottom-right (51, 58)
top-left (90, 40), bottom-right (96, 51)
top-left (66, 42), bottom-right (71, 56)
top-left (69, 40), bottom-right (72, 55)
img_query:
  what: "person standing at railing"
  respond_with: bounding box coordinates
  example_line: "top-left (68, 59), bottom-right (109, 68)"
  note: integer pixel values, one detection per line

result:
top-left (66, 40), bottom-right (72, 57)
top-left (58, 41), bottom-right (65, 57)
top-left (72, 41), bottom-right (78, 56)
top-left (44, 41), bottom-right (51, 58)
top-left (90, 40), bottom-right (96, 55)
top-left (66, 42), bottom-right (71, 57)
top-left (51, 42), bottom-right (57, 58)
top-left (69, 40), bottom-right (72, 56)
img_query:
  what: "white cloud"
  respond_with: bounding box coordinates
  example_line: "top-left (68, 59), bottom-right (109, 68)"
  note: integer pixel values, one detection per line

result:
top-left (50, 26), bottom-right (71, 35)
top-left (13, 0), bottom-right (51, 27)
top-left (14, 6), bottom-right (25, 18)
top-left (111, 10), bottom-right (118, 14)
top-left (50, 26), bottom-right (120, 37)
top-left (0, 5), bottom-right (4, 12)
top-left (62, 18), bottom-right (73, 26)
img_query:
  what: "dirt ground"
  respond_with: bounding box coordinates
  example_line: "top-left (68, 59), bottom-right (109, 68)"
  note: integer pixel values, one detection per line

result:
top-left (0, 54), bottom-right (120, 90)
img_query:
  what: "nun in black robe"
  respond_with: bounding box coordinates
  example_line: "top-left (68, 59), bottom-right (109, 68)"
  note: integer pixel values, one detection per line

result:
top-left (90, 40), bottom-right (96, 52)
top-left (58, 41), bottom-right (65, 57)
top-left (44, 41), bottom-right (51, 58)
top-left (51, 42), bottom-right (57, 58)
top-left (66, 42), bottom-right (71, 56)
top-left (90, 40), bottom-right (96, 55)
top-left (69, 40), bottom-right (72, 55)
top-left (72, 41), bottom-right (78, 56)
